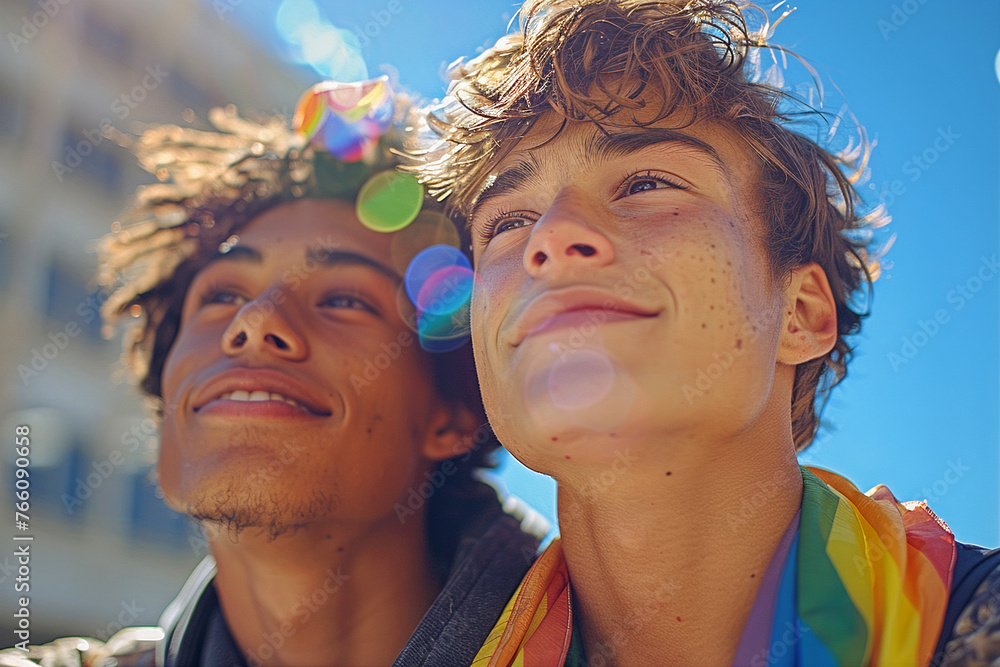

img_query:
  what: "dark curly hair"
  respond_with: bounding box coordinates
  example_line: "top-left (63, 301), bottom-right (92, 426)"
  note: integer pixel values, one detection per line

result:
top-left (409, 0), bottom-right (887, 450)
top-left (98, 101), bottom-right (499, 562)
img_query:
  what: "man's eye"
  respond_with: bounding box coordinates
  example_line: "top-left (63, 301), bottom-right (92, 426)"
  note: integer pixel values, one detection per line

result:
top-left (621, 171), bottom-right (688, 197)
top-left (198, 288), bottom-right (247, 307)
top-left (495, 217), bottom-right (534, 235)
top-left (320, 294), bottom-right (376, 313)
top-left (477, 210), bottom-right (536, 244)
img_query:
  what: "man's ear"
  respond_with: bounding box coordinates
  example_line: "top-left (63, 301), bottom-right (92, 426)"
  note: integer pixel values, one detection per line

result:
top-left (777, 262), bottom-right (838, 365)
top-left (421, 401), bottom-right (482, 462)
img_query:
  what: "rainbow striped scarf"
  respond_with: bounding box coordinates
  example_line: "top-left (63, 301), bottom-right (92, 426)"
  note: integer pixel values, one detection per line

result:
top-left (471, 466), bottom-right (956, 666)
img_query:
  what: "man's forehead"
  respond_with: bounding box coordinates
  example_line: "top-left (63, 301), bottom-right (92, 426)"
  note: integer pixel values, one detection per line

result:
top-left (471, 114), bottom-right (738, 211)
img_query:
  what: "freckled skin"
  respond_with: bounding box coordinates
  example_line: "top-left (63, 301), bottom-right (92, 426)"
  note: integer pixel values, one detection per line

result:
top-left (468, 112), bottom-right (788, 473)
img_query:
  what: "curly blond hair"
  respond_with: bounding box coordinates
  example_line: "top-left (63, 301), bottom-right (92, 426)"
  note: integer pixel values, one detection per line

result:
top-left (410, 0), bottom-right (886, 450)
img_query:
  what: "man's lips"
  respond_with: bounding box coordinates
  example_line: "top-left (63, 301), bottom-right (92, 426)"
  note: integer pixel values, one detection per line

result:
top-left (192, 368), bottom-right (332, 417)
top-left (510, 287), bottom-right (660, 345)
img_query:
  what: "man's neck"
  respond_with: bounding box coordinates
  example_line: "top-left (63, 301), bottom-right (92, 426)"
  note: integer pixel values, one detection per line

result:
top-left (208, 515), bottom-right (441, 667)
top-left (556, 426), bottom-right (803, 666)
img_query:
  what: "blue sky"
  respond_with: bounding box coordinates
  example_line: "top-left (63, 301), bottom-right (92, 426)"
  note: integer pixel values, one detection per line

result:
top-left (214, 0), bottom-right (1000, 547)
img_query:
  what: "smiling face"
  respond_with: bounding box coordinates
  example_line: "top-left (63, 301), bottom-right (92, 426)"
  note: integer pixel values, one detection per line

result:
top-left (468, 111), bottom-right (791, 473)
top-left (159, 198), bottom-right (461, 536)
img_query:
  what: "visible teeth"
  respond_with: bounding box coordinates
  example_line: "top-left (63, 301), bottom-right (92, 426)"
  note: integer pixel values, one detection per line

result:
top-left (274, 393), bottom-right (301, 407)
top-left (218, 391), bottom-right (304, 409)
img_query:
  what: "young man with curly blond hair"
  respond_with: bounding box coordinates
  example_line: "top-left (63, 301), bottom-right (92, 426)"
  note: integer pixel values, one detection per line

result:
top-left (412, 1), bottom-right (1000, 664)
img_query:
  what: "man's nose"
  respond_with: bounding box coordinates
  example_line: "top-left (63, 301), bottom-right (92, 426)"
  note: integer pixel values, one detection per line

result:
top-left (220, 290), bottom-right (308, 360)
top-left (523, 192), bottom-right (615, 276)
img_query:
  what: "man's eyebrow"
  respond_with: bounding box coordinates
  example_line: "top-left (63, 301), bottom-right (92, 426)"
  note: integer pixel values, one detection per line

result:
top-left (469, 128), bottom-right (726, 220)
top-left (203, 245), bottom-right (401, 284)
top-left (469, 154), bottom-right (540, 220)
top-left (205, 244), bottom-right (262, 265)
top-left (305, 248), bottom-right (402, 284)
top-left (588, 129), bottom-right (725, 171)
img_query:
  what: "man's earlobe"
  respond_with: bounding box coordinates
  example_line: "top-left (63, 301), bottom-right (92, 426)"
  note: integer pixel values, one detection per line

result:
top-left (422, 402), bottom-right (481, 462)
top-left (777, 263), bottom-right (838, 365)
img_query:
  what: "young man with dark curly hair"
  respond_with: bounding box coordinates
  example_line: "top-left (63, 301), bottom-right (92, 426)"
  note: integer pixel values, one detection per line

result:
top-left (0, 80), bottom-right (545, 667)
top-left (411, 1), bottom-right (1000, 664)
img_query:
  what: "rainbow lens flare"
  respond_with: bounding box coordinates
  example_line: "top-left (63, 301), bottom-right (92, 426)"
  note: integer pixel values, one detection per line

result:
top-left (404, 245), bottom-right (474, 352)
top-left (292, 76), bottom-right (393, 162)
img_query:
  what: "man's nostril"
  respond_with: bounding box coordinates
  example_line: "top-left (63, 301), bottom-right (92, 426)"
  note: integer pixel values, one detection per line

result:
top-left (571, 244), bottom-right (596, 257)
top-left (265, 334), bottom-right (290, 350)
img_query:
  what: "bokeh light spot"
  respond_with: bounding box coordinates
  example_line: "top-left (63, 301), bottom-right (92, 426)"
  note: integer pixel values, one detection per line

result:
top-left (404, 244), bottom-right (470, 304)
top-left (547, 349), bottom-right (616, 411)
top-left (417, 265), bottom-right (474, 316)
top-left (404, 245), bottom-right (474, 352)
top-left (356, 170), bottom-right (424, 232)
top-left (417, 308), bottom-right (472, 353)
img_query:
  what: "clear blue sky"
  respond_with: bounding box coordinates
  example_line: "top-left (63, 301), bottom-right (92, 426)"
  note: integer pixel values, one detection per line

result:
top-left (214, 0), bottom-right (1000, 547)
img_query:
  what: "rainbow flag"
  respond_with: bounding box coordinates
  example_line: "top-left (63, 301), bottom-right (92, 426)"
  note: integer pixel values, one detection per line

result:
top-left (797, 468), bottom-right (955, 664)
top-left (473, 466), bottom-right (956, 666)
top-left (471, 540), bottom-right (573, 666)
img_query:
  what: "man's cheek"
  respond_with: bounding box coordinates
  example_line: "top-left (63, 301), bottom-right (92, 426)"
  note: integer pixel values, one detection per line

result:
top-left (156, 430), bottom-right (186, 511)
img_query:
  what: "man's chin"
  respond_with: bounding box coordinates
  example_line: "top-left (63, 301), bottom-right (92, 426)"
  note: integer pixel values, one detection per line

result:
top-left (184, 487), bottom-right (340, 542)
top-left (516, 351), bottom-right (640, 435)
